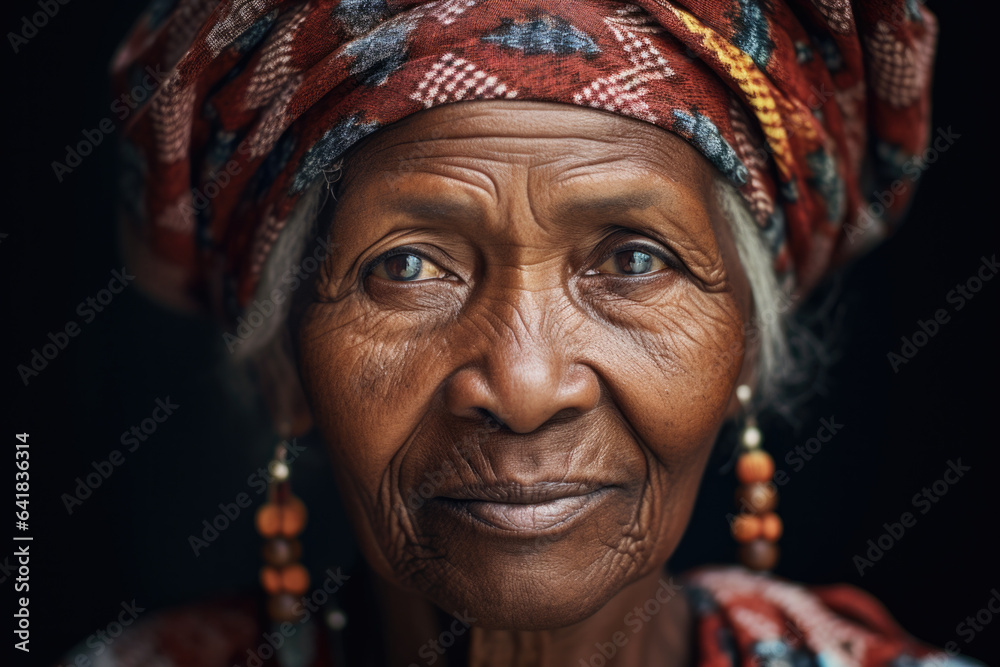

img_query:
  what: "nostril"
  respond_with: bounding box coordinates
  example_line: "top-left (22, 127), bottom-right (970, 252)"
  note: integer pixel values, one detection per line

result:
top-left (476, 408), bottom-right (506, 429)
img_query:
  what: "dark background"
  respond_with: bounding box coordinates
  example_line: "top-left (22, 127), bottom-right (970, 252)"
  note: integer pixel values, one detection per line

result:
top-left (2, 1), bottom-right (997, 666)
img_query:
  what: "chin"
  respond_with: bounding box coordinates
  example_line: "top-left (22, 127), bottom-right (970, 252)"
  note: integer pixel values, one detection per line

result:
top-left (395, 485), bottom-right (653, 630)
top-left (419, 556), bottom-right (627, 630)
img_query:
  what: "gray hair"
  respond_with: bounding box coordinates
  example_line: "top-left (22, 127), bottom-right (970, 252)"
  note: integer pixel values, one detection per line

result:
top-left (232, 179), bottom-right (332, 357)
top-left (237, 173), bottom-right (795, 408)
top-left (715, 178), bottom-right (795, 406)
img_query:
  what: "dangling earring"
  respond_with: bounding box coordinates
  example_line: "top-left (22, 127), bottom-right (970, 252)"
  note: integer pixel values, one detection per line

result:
top-left (731, 384), bottom-right (782, 571)
top-left (255, 439), bottom-right (310, 622)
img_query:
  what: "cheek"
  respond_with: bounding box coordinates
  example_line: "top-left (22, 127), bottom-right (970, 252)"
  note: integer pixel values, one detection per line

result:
top-left (298, 297), bottom-right (465, 580)
top-left (601, 285), bottom-right (744, 443)
top-left (593, 286), bottom-right (744, 550)
top-left (297, 299), bottom-right (450, 507)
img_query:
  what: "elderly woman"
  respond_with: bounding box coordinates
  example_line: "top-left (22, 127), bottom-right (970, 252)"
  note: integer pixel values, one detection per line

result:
top-left (88, 0), bottom-right (969, 665)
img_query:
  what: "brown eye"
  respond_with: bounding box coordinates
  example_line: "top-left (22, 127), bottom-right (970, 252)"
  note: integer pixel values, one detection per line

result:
top-left (592, 248), bottom-right (667, 276)
top-left (371, 252), bottom-right (448, 282)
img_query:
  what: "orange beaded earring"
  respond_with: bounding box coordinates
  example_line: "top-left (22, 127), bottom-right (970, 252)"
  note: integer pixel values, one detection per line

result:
top-left (731, 384), bottom-right (782, 571)
top-left (255, 440), bottom-right (311, 622)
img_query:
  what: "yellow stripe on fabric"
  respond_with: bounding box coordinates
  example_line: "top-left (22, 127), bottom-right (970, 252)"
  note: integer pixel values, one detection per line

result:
top-left (665, 5), bottom-right (795, 181)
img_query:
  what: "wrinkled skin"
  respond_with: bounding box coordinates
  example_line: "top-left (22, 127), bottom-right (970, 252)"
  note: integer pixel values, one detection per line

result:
top-left (296, 101), bottom-right (753, 664)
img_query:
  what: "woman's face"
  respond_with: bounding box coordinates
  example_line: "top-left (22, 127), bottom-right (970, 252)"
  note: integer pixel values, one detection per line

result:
top-left (297, 101), bottom-right (752, 629)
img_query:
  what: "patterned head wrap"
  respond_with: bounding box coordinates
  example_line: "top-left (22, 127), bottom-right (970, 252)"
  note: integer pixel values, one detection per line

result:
top-left (113, 0), bottom-right (936, 320)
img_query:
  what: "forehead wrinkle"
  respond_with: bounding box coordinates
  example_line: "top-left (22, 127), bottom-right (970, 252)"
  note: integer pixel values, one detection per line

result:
top-left (394, 107), bottom-right (641, 142)
top-left (363, 133), bottom-right (629, 167)
top-left (355, 165), bottom-right (554, 255)
top-left (390, 152), bottom-right (528, 169)
top-left (435, 101), bottom-right (668, 144)
top-left (551, 152), bottom-right (686, 185)
top-left (368, 158), bottom-right (559, 246)
top-left (370, 160), bottom-right (504, 205)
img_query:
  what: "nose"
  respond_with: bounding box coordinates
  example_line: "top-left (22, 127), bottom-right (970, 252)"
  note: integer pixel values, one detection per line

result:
top-left (444, 298), bottom-right (600, 434)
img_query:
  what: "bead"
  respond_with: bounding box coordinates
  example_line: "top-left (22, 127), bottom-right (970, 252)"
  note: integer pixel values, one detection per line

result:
top-left (736, 385), bottom-right (752, 404)
top-left (269, 460), bottom-right (290, 482)
top-left (739, 539), bottom-right (779, 571)
top-left (281, 564), bottom-right (310, 595)
top-left (760, 512), bottom-right (783, 541)
top-left (279, 496), bottom-right (308, 537)
top-left (255, 504), bottom-right (281, 538)
top-left (325, 609), bottom-right (348, 631)
top-left (260, 567), bottom-right (282, 594)
top-left (735, 482), bottom-right (778, 513)
top-left (736, 450), bottom-right (774, 484)
top-left (262, 538), bottom-right (301, 567)
top-left (741, 425), bottom-right (762, 448)
top-left (731, 514), bottom-right (762, 543)
top-left (267, 593), bottom-right (301, 623)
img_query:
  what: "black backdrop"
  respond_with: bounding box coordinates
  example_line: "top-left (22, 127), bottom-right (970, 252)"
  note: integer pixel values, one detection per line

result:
top-left (3, 2), bottom-right (998, 665)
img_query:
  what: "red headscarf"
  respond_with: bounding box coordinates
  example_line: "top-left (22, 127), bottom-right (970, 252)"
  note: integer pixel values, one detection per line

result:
top-left (113, 0), bottom-right (936, 320)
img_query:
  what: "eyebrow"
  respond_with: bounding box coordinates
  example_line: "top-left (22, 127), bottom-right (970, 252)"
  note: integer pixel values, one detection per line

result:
top-left (392, 198), bottom-right (480, 221)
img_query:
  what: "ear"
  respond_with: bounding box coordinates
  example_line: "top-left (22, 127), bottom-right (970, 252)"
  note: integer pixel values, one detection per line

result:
top-left (250, 327), bottom-right (314, 438)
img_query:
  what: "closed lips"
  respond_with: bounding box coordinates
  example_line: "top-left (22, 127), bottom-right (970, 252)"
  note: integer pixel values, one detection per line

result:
top-left (435, 482), bottom-right (614, 532)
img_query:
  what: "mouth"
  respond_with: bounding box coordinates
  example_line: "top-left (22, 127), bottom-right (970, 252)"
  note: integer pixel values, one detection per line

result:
top-left (433, 482), bottom-right (614, 533)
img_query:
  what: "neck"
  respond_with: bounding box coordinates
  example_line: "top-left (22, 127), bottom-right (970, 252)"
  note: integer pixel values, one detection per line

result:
top-left (373, 566), bottom-right (692, 667)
